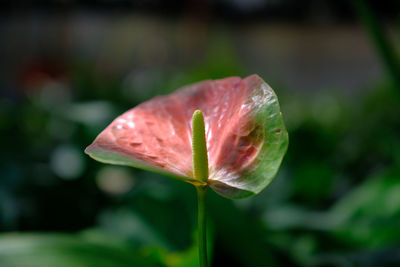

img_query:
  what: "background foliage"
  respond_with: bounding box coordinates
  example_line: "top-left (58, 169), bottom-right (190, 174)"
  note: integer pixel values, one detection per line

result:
top-left (0, 0), bottom-right (399, 266)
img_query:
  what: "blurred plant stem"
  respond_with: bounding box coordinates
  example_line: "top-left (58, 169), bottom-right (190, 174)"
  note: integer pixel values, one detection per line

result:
top-left (197, 186), bottom-right (208, 267)
top-left (354, 0), bottom-right (400, 96)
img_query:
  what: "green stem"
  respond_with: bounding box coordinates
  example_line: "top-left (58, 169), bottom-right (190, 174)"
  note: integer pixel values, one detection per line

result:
top-left (353, 0), bottom-right (400, 94)
top-left (196, 185), bottom-right (208, 267)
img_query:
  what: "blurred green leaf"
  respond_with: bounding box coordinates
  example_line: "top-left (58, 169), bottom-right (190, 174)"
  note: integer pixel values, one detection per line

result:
top-left (0, 233), bottom-right (162, 267)
top-left (209, 193), bottom-right (281, 266)
top-left (331, 168), bottom-right (400, 248)
top-left (144, 227), bottom-right (214, 267)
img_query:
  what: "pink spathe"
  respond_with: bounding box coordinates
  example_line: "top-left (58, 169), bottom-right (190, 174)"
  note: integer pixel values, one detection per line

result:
top-left (85, 74), bottom-right (288, 198)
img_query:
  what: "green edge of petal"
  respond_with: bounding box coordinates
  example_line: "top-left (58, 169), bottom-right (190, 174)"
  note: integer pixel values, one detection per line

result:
top-left (210, 78), bottom-right (289, 199)
top-left (84, 146), bottom-right (195, 183)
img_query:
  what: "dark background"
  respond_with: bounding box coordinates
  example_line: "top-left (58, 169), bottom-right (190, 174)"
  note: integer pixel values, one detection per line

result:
top-left (1, 0), bottom-right (400, 266)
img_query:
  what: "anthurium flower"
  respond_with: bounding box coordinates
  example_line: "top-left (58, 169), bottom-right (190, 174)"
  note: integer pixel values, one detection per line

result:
top-left (85, 74), bottom-right (288, 199)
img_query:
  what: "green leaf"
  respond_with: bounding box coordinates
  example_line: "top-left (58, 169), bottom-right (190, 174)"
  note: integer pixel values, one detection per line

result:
top-left (0, 233), bottom-right (161, 267)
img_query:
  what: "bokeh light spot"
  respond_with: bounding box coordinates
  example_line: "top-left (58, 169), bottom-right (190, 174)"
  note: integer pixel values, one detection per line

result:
top-left (50, 145), bottom-right (85, 180)
top-left (96, 166), bottom-right (134, 195)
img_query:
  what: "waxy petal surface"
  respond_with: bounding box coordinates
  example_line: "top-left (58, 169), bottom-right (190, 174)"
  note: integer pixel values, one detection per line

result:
top-left (85, 75), bottom-right (288, 198)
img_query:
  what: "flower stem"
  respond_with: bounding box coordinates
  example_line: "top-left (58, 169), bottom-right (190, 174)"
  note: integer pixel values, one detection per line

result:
top-left (196, 185), bottom-right (208, 267)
